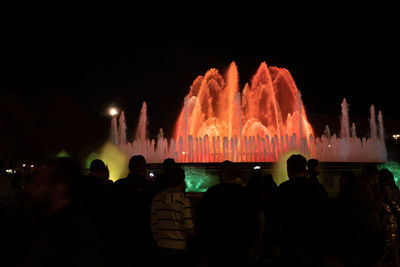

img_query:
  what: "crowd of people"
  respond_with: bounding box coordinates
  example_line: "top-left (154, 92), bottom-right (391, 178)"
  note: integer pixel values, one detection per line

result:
top-left (0, 155), bottom-right (399, 267)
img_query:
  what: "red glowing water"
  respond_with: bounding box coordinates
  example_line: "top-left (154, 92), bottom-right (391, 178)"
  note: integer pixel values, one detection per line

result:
top-left (173, 62), bottom-right (314, 162)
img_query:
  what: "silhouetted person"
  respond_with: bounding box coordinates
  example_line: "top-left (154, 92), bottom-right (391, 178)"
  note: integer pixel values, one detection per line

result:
top-left (377, 183), bottom-right (400, 266)
top-left (75, 159), bottom-right (109, 226)
top-left (247, 171), bottom-right (278, 263)
top-left (336, 170), bottom-right (363, 266)
top-left (109, 155), bottom-right (155, 267)
top-left (89, 159), bottom-right (112, 185)
top-left (151, 166), bottom-right (194, 267)
top-left (154, 158), bottom-right (177, 194)
top-left (337, 164), bottom-right (384, 266)
top-left (338, 171), bottom-right (357, 191)
top-left (379, 168), bottom-right (400, 204)
top-left (274, 154), bottom-right (329, 267)
top-left (307, 158), bottom-right (320, 183)
top-left (196, 160), bottom-right (258, 267)
top-left (16, 157), bottom-right (103, 267)
top-left (359, 163), bottom-right (380, 198)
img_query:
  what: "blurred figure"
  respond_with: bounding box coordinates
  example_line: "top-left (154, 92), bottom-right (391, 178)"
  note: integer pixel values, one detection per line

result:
top-left (88, 159), bottom-right (112, 185)
top-left (247, 171), bottom-right (277, 263)
top-left (338, 171), bottom-right (357, 191)
top-left (16, 157), bottom-right (103, 267)
top-left (379, 168), bottom-right (400, 204)
top-left (336, 170), bottom-right (363, 266)
top-left (338, 164), bottom-right (384, 266)
top-left (151, 167), bottom-right (194, 267)
top-left (153, 158), bottom-right (177, 194)
top-left (196, 160), bottom-right (258, 267)
top-left (74, 159), bottom-right (109, 236)
top-left (359, 163), bottom-right (380, 198)
top-left (109, 155), bottom-right (155, 267)
top-left (274, 154), bottom-right (329, 267)
top-left (307, 158), bottom-right (320, 183)
top-left (378, 183), bottom-right (400, 266)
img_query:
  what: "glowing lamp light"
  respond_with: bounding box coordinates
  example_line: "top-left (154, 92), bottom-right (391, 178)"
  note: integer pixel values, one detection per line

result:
top-left (109, 107), bottom-right (119, 116)
top-left (30, 164), bottom-right (34, 168)
top-left (22, 163), bottom-right (26, 167)
top-left (393, 134), bottom-right (400, 140)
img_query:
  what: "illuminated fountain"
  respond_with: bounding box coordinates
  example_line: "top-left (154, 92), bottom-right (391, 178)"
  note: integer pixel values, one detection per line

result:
top-left (110, 61), bottom-right (387, 163)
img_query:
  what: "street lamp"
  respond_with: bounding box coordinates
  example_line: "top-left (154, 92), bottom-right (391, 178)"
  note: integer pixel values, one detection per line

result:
top-left (109, 107), bottom-right (119, 117)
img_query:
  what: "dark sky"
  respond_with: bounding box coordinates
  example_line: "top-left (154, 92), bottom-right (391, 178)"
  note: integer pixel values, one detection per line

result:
top-left (2, 2), bottom-right (399, 140)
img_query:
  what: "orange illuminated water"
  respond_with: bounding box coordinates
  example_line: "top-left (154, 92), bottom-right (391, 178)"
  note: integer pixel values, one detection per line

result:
top-left (110, 61), bottom-right (387, 163)
top-left (173, 61), bottom-right (314, 162)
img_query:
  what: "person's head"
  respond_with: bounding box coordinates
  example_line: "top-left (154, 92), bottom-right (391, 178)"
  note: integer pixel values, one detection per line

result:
top-left (286, 154), bottom-right (307, 179)
top-left (25, 157), bottom-right (81, 213)
top-left (128, 155), bottom-right (147, 177)
top-left (88, 159), bottom-right (109, 179)
top-left (165, 167), bottom-right (186, 190)
top-left (360, 163), bottom-right (379, 185)
top-left (307, 158), bottom-right (320, 176)
top-left (264, 174), bottom-right (277, 190)
top-left (247, 171), bottom-right (263, 191)
top-left (379, 183), bottom-right (393, 202)
top-left (379, 168), bottom-right (395, 185)
top-left (163, 158), bottom-right (176, 171)
top-left (339, 171), bottom-right (356, 189)
top-left (219, 160), bottom-right (238, 182)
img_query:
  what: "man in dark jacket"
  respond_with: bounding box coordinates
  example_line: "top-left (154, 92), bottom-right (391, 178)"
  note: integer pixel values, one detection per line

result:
top-left (275, 154), bottom-right (329, 267)
top-left (196, 160), bottom-right (259, 267)
top-left (108, 155), bottom-right (155, 267)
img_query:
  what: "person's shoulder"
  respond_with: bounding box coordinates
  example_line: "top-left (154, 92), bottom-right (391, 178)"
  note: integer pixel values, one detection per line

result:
top-left (152, 192), bottom-right (163, 201)
top-left (113, 177), bottom-right (130, 190)
top-left (208, 182), bottom-right (244, 192)
top-left (205, 183), bottom-right (221, 192)
top-left (202, 183), bottom-right (222, 199)
top-left (114, 177), bottom-right (127, 184)
top-left (85, 175), bottom-right (104, 184)
top-left (277, 179), bottom-right (291, 189)
top-left (313, 180), bottom-right (328, 195)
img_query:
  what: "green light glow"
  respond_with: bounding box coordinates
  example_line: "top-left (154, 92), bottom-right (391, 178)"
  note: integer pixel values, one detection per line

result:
top-left (56, 150), bottom-right (71, 158)
top-left (183, 167), bottom-right (219, 192)
top-left (378, 161), bottom-right (400, 187)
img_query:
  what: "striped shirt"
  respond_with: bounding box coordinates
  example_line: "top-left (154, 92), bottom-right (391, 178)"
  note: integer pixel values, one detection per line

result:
top-left (151, 192), bottom-right (194, 250)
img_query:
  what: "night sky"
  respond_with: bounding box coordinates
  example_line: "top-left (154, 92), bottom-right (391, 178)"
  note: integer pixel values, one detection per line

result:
top-left (2, 2), bottom-right (399, 159)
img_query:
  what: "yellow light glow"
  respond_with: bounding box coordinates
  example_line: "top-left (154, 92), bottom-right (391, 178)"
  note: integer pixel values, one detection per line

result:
top-left (272, 150), bottom-right (309, 186)
top-left (86, 142), bottom-right (129, 182)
